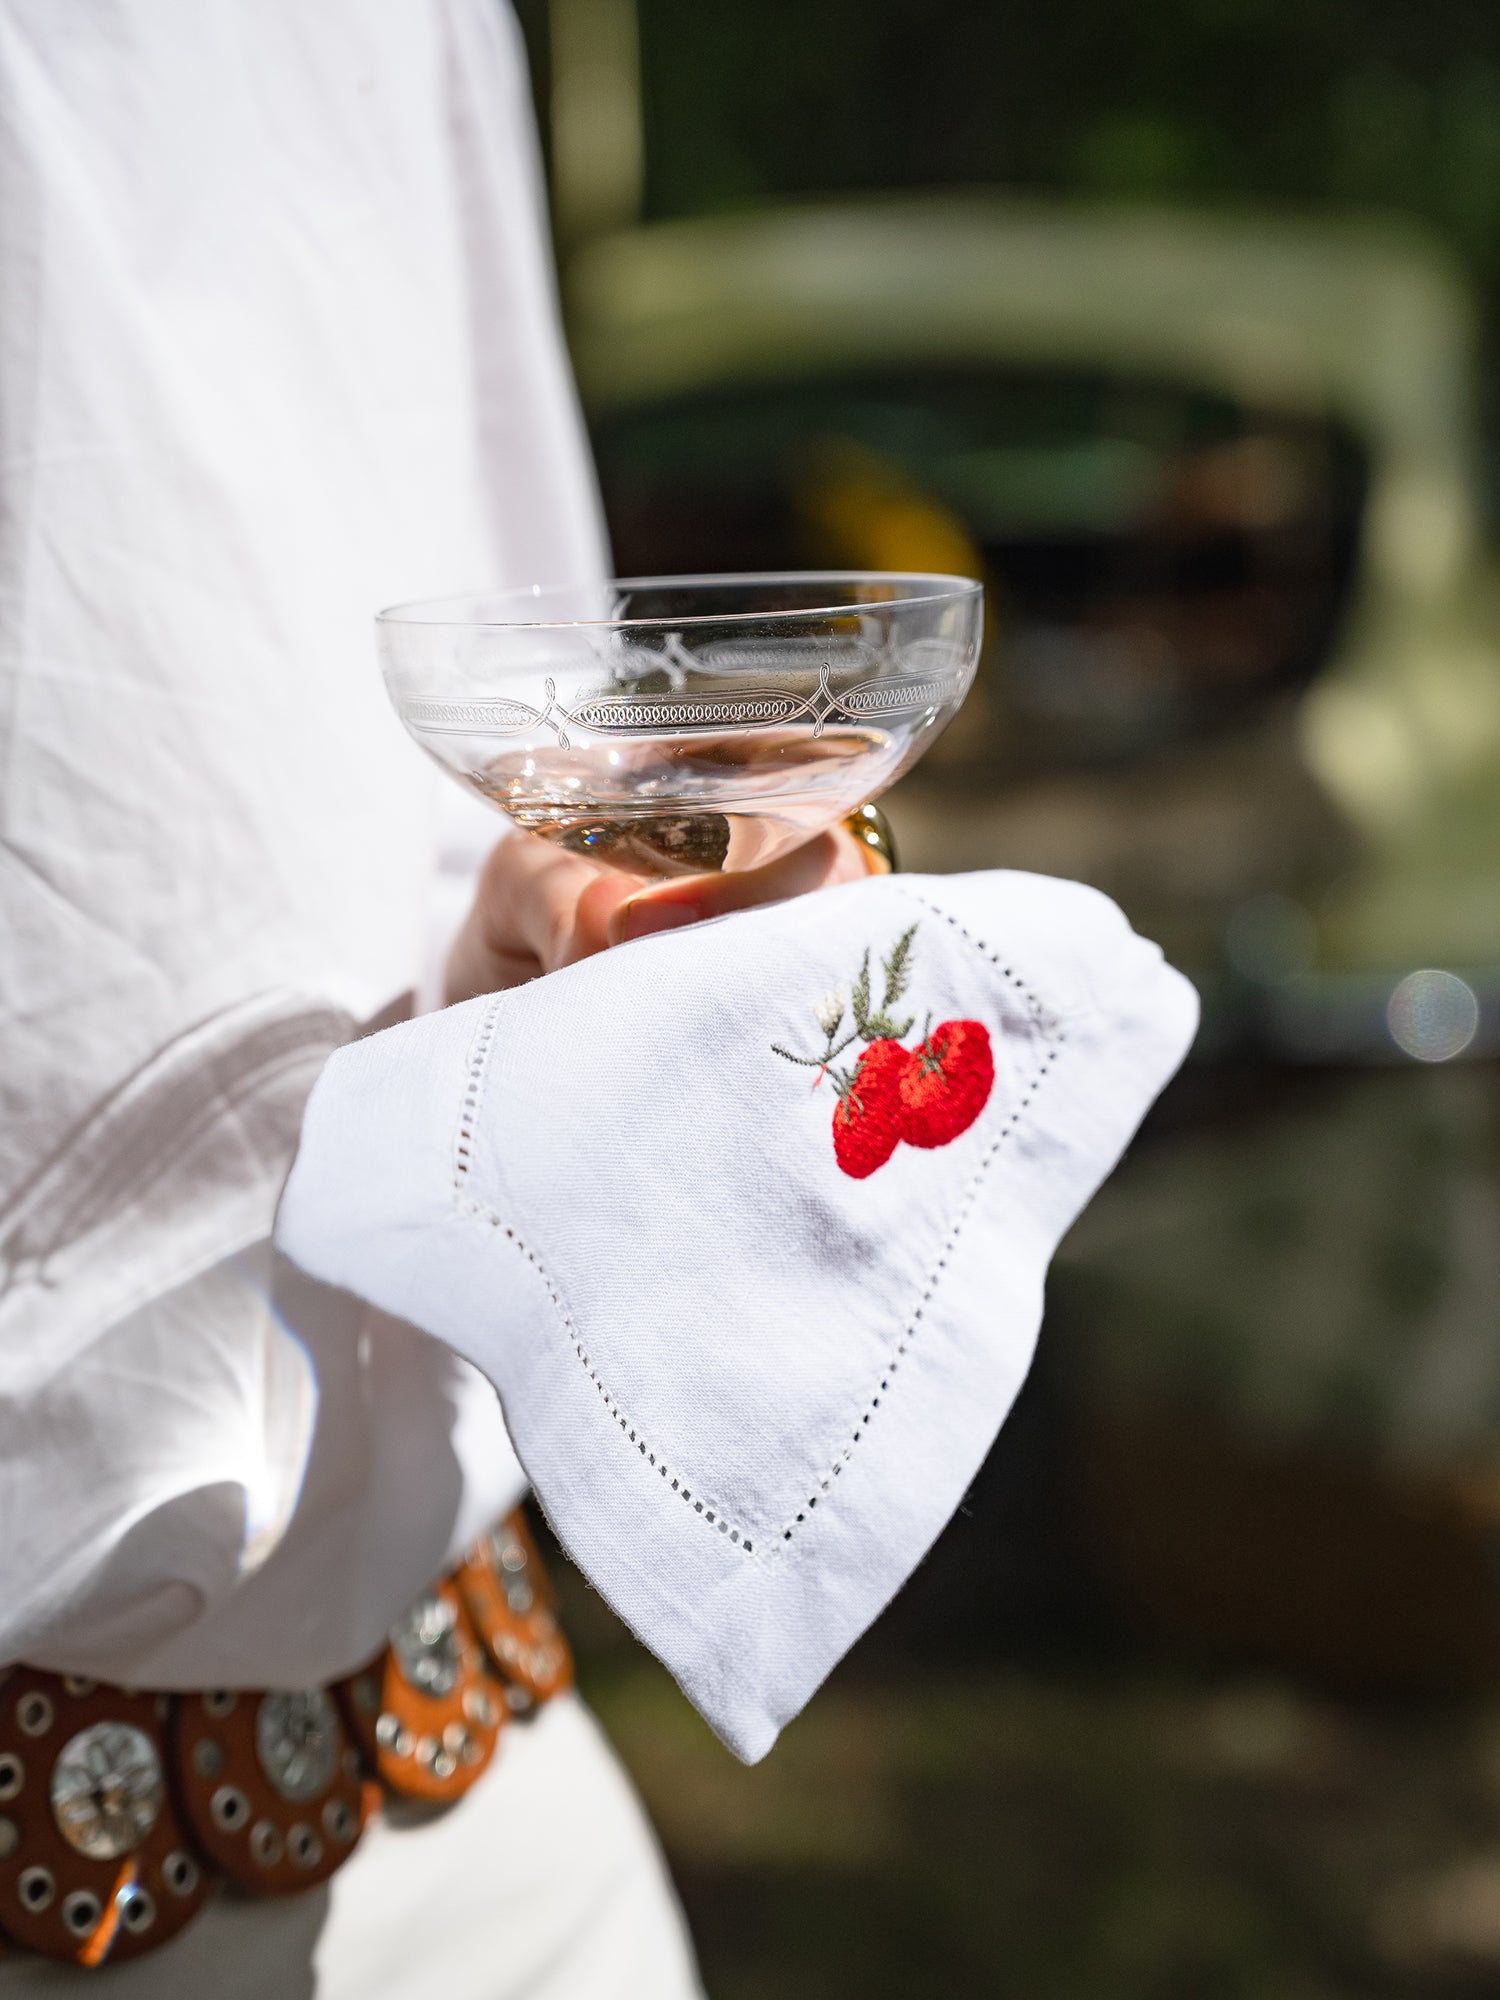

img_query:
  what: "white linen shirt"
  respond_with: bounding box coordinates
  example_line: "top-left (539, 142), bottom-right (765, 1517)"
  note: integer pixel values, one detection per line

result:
top-left (0, 11), bottom-right (705, 1993)
top-left (0, 0), bottom-right (604, 1690)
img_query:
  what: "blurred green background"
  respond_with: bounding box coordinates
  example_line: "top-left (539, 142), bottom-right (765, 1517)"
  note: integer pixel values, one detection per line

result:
top-left (512, 2), bottom-right (1500, 1992)
top-left (519, 0), bottom-right (1500, 322)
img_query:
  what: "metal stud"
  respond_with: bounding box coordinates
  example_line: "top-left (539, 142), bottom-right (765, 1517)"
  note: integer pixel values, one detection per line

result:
top-left (61, 1677), bottom-right (95, 1699)
top-left (192, 1739), bottom-right (223, 1780)
top-left (249, 1820), bottom-right (284, 1868)
top-left (51, 1721), bottom-right (164, 1860)
top-left (203, 1691), bottom-right (237, 1719)
top-left (254, 1691), bottom-right (339, 1803)
top-left (17, 1866), bottom-right (54, 1912)
top-left (0, 1818), bottom-right (17, 1858)
top-left (162, 1850), bottom-right (199, 1898)
top-left (17, 1692), bottom-right (53, 1738)
top-left (322, 1797), bottom-right (356, 1844)
top-left (461, 1687), bottom-right (493, 1728)
top-left (432, 1751), bottom-right (457, 1780)
top-left (414, 1735), bottom-right (438, 1768)
top-left (0, 1752), bottom-right (24, 1801)
top-left (60, 1888), bottom-right (102, 1937)
top-left (390, 1593), bottom-right (461, 1699)
top-left (119, 1885), bottom-right (156, 1935)
top-left (287, 1823), bottom-right (322, 1870)
top-left (209, 1785), bottom-right (249, 1832)
top-left (393, 1726), bottom-right (413, 1759)
top-left (442, 1722), bottom-right (468, 1756)
top-left (374, 1712), bottom-right (399, 1750)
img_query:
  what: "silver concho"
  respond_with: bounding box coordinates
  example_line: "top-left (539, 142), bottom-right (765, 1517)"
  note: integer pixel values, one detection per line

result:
top-left (49, 1723), bottom-right (164, 1860)
top-left (390, 1594), bottom-right (460, 1699)
top-left (253, 1692), bottom-right (340, 1804)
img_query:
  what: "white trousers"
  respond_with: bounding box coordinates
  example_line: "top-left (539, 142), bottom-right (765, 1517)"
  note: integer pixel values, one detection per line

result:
top-left (0, 1697), bottom-right (702, 1999)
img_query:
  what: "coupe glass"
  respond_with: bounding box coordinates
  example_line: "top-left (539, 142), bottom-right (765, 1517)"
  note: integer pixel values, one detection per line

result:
top-left (377, 573), bottom-right (982, 878)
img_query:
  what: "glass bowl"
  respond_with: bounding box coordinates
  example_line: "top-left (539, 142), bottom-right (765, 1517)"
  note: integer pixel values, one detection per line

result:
top-left (377, 572), bottom-right (983, 877)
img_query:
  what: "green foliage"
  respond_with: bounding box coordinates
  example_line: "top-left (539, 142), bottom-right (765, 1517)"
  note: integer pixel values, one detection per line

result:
top-left (628, 0), bottom-right (1500, 319)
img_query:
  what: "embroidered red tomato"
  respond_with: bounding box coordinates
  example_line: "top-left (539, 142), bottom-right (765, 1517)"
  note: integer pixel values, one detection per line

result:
top-left (898, 1020), bottom-right (994, 1148)
top-left (774, 924), bottom-right (996, 1178)
top-left (832, 1038), bottom-right (912, 1179)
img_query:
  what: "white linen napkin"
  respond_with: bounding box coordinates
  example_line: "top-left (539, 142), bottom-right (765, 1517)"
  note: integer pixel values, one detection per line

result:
top-left (276, 870), bottom-right (1197, 1761)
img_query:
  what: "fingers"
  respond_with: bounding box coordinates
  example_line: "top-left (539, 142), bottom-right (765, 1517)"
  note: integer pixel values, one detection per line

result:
top-left (446, 821), bottom-right (877, 1005)
top-left (607, 826), bottom-right (872, 946)
top-left (482, 836), bottom-right (627, 970)
top-left (444, 835), bottom-right (634, 1003)
top-left (558, 867), bottom-right (638, 969)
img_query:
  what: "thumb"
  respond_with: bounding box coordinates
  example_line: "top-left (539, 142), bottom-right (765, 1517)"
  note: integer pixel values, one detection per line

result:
top-left (607, 830), bottom-right (865, 946)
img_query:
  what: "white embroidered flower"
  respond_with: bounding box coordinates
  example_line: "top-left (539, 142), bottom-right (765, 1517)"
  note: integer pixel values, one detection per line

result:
top-left (814, 989), bottom-right (845, 1036)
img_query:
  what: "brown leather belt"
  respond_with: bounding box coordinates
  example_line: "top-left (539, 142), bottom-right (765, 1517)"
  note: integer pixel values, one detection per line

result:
top-left (0, 1509), bottom-right (572, 1969)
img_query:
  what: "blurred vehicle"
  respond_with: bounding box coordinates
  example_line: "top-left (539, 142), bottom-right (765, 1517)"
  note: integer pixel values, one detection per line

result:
top-left (563, 196), bottom-right (1500, 1690)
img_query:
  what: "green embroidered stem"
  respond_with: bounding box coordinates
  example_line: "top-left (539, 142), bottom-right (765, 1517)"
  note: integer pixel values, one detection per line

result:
top-left (771, 922), bottom-right (921, 1076)
top-left (884, 923), bottom-right (917, 1010)
top-left (851, 922), bottom-right (918, 1041)
top-left (917, 1012), bottom-right (966, 1079)
top-left (849, 951), bottom-right (872, 1038)
top-left (772, 1032), bottom-right (858, 1069)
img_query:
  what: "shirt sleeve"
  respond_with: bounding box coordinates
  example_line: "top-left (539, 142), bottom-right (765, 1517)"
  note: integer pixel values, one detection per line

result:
top-left (0, 0), bottom-right (595, 1681)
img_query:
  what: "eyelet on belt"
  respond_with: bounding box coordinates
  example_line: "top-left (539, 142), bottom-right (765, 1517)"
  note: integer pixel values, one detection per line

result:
top-left (0, 1671), bottom-right (208, 1965)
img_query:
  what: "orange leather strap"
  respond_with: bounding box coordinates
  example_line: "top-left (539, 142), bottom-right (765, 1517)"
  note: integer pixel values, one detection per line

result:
top-left (0, 1508), bottom-right (571, 1967)
top-left (335, 1580), bottom-right (504, 1804)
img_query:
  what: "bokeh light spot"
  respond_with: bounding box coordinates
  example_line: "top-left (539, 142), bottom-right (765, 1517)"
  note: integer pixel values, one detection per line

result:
top-left (1386, 970), bottom-right (1478, 1063)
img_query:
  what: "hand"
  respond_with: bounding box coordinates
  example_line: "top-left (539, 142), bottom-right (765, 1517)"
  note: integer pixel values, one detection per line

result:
top-left (444, 826), bottom-right (873, 1003)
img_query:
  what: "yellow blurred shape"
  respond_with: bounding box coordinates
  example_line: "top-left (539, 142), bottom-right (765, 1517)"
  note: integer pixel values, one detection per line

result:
top-left (797, 439), bottom-right (983, 580)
